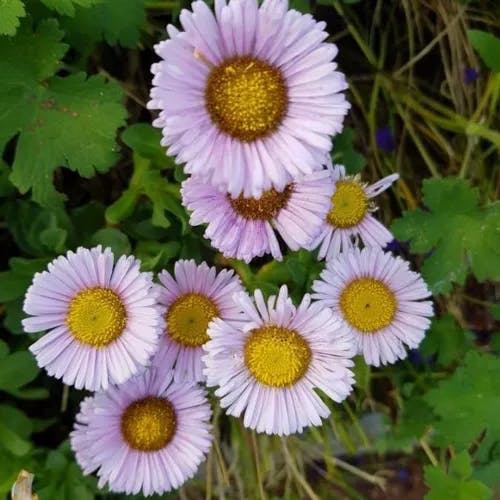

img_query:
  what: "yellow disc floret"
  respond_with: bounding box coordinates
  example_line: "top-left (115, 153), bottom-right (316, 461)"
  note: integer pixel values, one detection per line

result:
top-left (66, 287), bottom-right (126, 347)
top-left (327, 180), bottom-right (369, 228)
top-left (121, 396), bottom-right (176, 451)
top-left (205, 56), bottom-right (288, 142)
top-left (244, 325), bottom-right (312, 387)
top-left (167, 293), bottom-right (219, 347)
top-left (229, 185), bottom-right (293, 220)
top-left (340, 278), bottom-right (397, 333)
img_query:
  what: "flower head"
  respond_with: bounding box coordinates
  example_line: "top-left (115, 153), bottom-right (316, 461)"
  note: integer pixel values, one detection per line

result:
top-left (312, 164), bottom-right (399, 260)
top-left (312, 247), bottom-right (434, 366)
top-left (23, 246), bottom-right (163, 391)
top-left (71, 369), bottom-right (212, 496)
top-left (375, 127), bottom-right (395, 153)
top-left (181, 169), bottom-right (333, 262)
top-left (463, 67), bottom-right (478, 85)
top-left (203, 286), bottom-right (355, 435)
top-left (149, 0), bottom-right (350, 198)
top-left (153, 260), bottom-right (244, 382)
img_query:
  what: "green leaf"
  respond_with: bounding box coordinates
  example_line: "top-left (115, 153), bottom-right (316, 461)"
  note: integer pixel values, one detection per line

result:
top-left (375, 397), bottom-right (435, 452)
top-left (4, 297), bottom-right (27, 334)
top-left (0, 0), bottom-right (25, 36)
top-left (0, 160), bottom-right (16, 197)
top-left (40, 0), bottom-right (101, 16)
top-left (61, 0), bottom-right (146, 49)
top-left (0, 350), bottom-right (39, 394)
top-left (0, 341), bottom-right (8, 358)
top-left (0, 257), bottom-right (49, 303)
top-left (0, 405), bottom-right (32, 456)
top-left (474, 459), bottom-right (500, 490)
top-left (420, 314), bottom-right (472, 366)
top-left (37, 442), bottom-right (97, 500)
top-left (0, 19), bottom-right (67, 147)
top-left (468, 30), bottom-right (500, 73)
top-left (289, 0), bottom-right (310, 13)
top-left (89, 228), bottom-right (131, 257)
top-left (491, 304), bottom-right (500, 321)
top-left (69, 202), bottom-right (105, 243)
top-left (9, 73), bottom-right (126, 206)
top-left (396, 397), bottom-right (434, 442)
top-left (6, 200), bottom-right (72, 256)
top-left (332, 127), bottom-right (366, 174)
top-left (0, 20), bottom-right (126, 206)
top-left (0, 420), bottom-right (31, 456)
top-left (391, 178), bottom-right (500, 294)
top-left (135, 240), bottom-right (180, 272)
top-left (425, 351), bottom-right (500, 454)
top-left (106, 154), bottom-right (188, 230)
top-left (121, 123), bottom-right (173, 168)
top-left (424, 451), bottom-right (491, 500)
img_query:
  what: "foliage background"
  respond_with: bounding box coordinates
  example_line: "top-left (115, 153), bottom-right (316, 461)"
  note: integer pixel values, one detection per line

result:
top-left (0, 0), bottom-right (499, 498)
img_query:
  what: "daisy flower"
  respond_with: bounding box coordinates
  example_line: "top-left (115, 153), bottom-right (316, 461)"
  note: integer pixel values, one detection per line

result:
top-left (23, 246), bottom-right (162, 391)
top-left (148, 0), bottom-right (350, 198)
top-left (312, 247), bottom-right (434, 367)
top-left (71, 369), bottom-right (212, 497)
top-left (203, 286), bottom-right (355, 435)
top-left (153, 260), bottom-right (244, 382)
top-left (313, 163), bottom-right (399, 261)
top-left (181, 169), bottom-right (333, 262)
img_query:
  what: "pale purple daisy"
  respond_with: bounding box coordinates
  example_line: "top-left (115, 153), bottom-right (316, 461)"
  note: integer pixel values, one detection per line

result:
top-left (312, 163), bottom-right (399, 261)
top-left (71, 369), bottom-right (212, 497)
top-left (23, 246), bottom-right (163, 391)
top-left (312, 247), bottom-right (434, 367)
top-left (152, 260), bottom-right (244, 382)
top-left (181, 169), bottom-right (333, 263)
top-left (203, 286), bottom-right (355, 435)
top-left (148, 0), bottom-right (350, 198)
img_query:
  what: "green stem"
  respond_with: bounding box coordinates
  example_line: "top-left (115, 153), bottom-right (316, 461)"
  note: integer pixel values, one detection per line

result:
top-left (332, 1), bottom-right (378, 67)
top-left (251, 432), bottom-right (267, 500)
top-left (281, 438), bottom-right (320, 500)
top-left (60, 385), bottom-right (69, 413)
top-left (343, 401), bottom-right (371, 448)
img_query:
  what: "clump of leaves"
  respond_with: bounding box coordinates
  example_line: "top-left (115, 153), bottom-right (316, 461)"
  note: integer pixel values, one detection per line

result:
top-left (424, 451), bottom-right (491, 500)
top-left (0, 19), bottom-right (126, 206)
top-left (392, 177), bottom-right (500, 294)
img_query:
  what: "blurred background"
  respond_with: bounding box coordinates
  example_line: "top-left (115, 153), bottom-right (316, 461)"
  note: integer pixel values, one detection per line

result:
top-left (0, 0), bottom-right (499, 498)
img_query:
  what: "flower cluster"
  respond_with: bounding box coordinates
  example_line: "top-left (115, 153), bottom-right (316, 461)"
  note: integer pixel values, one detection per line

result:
top-left (23, 0), bottom-right (434, 496)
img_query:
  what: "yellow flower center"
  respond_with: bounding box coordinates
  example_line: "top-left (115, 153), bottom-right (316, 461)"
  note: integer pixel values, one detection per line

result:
top-left (228, 185), bottom-right (293, 220)
top-left (340, 278), bottom-right (397, 333)
top-left (327, 180), bottom-right (368, 228)
top-left (205, 56), bottom-right (288, 142)
top-left (121, 396), bottom-right (176, 451)
top-left (66, 287), bottom-right (126, 347)
top-left (244, 326), bottom-right (312, 387)
top-left (167, 293), bottom-right (219, 347)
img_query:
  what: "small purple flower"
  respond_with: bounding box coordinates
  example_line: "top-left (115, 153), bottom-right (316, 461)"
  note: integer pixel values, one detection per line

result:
top-left (397, 467), bottom-right (409, 482)
top-left (464, 67), bottom-right (478, 85)
top-left (408, 349), bottom-right (423, 366)
top-left (375, 128), bottom-right (396, 153)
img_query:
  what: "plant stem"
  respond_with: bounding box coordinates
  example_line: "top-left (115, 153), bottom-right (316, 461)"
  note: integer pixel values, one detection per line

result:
top-left (281, 438), bottom-right (320, 500)
top-left (420, 438), bottom-right (439, 466)
top-left (251, 432), bottom-right (267, 500)
top-left (343, 401), bottom-right (371, 449)
top-left (60, 385), bottom-right (69, 413)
